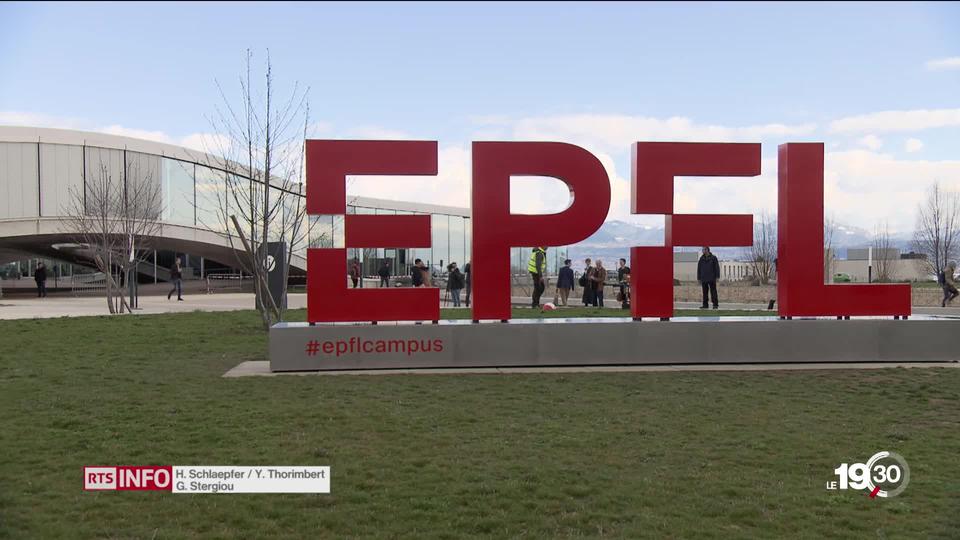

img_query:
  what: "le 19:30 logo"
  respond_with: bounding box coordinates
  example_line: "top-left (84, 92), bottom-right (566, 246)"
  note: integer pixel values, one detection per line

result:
top-left (827, 451), bottom-right (910, 498)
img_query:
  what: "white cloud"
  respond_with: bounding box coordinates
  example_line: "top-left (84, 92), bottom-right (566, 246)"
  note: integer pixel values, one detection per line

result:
top-left (830, 108), bottom-right (960, 133)
top-left (925, 57), bottom-right (960, 71)
top-left (468, 114), bottom-right (511, 126)
top-left (345, 126), bottom-right (414, 140)
top-left (0, 110), bottom-right (85, 129)
top-left (477, 114), bottom-right (808, 223)
top-left (460, 111), bottom-right (960, 233)
top-left (905, 138), bottom-right (924, 153)
top-left (857, 134), bottom-right (883, 150)
top-left (99, 125), bottom-right (176, 144)
top-left (178, 132), bottom-right (226, 153)
top-left (345, 144), bottom-right (473, 210)
top-left (823, 150), bottom-right (960, 232)
top-left (505, 114), bottom-right (816, 155)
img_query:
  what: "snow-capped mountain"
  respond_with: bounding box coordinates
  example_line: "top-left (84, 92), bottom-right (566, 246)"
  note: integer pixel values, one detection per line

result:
top-left (566, 220), bottom-right (914, 262)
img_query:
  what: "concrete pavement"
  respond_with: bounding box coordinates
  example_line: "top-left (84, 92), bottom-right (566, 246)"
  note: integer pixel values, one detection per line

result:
top-left (224, 360), bottom-right (959, 377)
top-left (2, 292), bottom-right (960, 320)
top-left (0, 292), bottom-right (307, 320)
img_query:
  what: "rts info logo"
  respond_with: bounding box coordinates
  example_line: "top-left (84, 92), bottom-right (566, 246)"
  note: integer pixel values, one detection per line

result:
top-left (826, 451), bottom-right (910, 498)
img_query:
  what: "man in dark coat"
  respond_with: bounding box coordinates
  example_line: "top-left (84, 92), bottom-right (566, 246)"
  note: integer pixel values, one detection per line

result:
top-left (581, 258), bottom-right (597, 307)
top-left (378, 260), bottom-right (391, 288)
top-left (411, 259), bottom-right (424, 287)
top-left (446, 262), bottom-right (465, 307)
top-left (555, 259), bottom-right (575, 306)
top-left (34, 262), bottom-right (48, 298)
top-left (697, 246), bottom-right (721, 309)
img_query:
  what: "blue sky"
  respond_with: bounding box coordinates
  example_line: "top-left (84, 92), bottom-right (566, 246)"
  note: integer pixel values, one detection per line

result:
top-left (1, 1), bottom-right (959, 233)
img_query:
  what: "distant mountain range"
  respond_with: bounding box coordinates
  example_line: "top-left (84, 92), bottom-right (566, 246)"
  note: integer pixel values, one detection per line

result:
top-left (567, 220), bottom-right (915, 262)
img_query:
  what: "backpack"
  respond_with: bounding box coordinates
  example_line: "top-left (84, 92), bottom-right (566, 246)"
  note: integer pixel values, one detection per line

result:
top-left (578, 275), bottom-right (587, 287)
top-left (938, 271), bottom-right (946, 286)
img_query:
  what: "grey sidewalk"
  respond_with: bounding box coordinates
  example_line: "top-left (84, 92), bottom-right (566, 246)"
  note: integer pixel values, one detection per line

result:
top-left (224, 360), bottom-right (959, 378)
top-left (2, 292), bottom-right (959, 320)
top-left (0, 293), bottom-right (306, 320)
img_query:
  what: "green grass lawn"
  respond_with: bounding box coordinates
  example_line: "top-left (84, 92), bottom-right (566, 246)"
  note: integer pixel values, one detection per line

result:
top-left (1, 311), bottom-right (958, 538)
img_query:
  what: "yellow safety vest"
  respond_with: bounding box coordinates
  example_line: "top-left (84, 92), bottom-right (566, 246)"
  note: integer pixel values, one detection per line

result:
top-left (527, 248), bottom-right (546, 274)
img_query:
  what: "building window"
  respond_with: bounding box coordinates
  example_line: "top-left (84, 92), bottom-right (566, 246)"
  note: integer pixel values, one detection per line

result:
top-left (162, 158), bottom-right (195, 226)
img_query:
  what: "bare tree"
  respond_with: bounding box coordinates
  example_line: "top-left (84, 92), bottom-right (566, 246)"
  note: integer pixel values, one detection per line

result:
top-left (194, 50), bottom-right (311, 329)
top-left (872, 221), bottom-right (897, 282)
top-left (824, 215), bottom-right (837, 282)
top-left (747, 211), bottom-right (777, 284)
top-left (63, 158), bottom-right (163, 314)
top-left (913, 181), bottom-right (960, 278)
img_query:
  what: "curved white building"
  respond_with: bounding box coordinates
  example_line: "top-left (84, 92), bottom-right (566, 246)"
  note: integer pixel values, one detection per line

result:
top-left (0, 126), bottom-right (566, 284)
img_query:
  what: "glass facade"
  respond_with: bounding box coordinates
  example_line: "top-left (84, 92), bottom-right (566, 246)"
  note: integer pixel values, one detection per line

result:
top-left (341, 204), bottom-right (567, 283)
top-left (162, 158), bottom-right (195, 226)
top-left (195, 165), bottom-right (229, 232)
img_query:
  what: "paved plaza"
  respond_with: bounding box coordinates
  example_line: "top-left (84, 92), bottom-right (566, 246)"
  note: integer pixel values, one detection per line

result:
top-left (3, 292), bottom-right (960, 320)
top-left (225, 360), bottom-right (960, 377)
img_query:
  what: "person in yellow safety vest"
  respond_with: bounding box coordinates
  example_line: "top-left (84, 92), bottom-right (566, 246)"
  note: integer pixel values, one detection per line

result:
top-left (528, 247), bottom-right (548, 308)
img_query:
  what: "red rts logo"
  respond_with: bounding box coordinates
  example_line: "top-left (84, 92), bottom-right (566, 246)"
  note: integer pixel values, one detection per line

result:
top-left (84, 466), bottom-right (172, 491)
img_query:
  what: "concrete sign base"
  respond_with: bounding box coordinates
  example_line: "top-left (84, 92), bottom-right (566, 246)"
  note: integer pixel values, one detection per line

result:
top-left (269, 316), bottom-right (958, 372)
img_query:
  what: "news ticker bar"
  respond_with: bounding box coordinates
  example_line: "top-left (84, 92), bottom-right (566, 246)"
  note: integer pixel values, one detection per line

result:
top-left (84, 466), bottom-right (330, 494)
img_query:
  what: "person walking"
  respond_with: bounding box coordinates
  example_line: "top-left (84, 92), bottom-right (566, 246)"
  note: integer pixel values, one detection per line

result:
top-left (581, 258), bottom-right (597, 307)
top-left (593, 259), bottom-right (608, 307)
top-left (941, 262), bottom-right (959, 307)
top-left (447, 262), bottom-right (465, 307)
top-left (34, 262), bottom-right (47, 298)
top-left (556, 259), bottom-right (575, 306)
top-left (527, 246), bottom-right (548, 308)
top-left (378, 260), bottom-right (391, 288)
top-left (617, 258), bottom-right (631, 309)
top-left (463, 261), bottom-right (472, 307)
top-left (411, 258), bottom-right (424, 287)
top-left (698, 246), bottom-right (721, 309)
top-left (167, 257), bottom-right (184, 301)
top-left (349, 257), bottom-right (361, 288)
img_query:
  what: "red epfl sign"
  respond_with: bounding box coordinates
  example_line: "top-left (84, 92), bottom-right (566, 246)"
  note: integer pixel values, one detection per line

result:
top-left (305, 141), bottom-right (911, 322)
